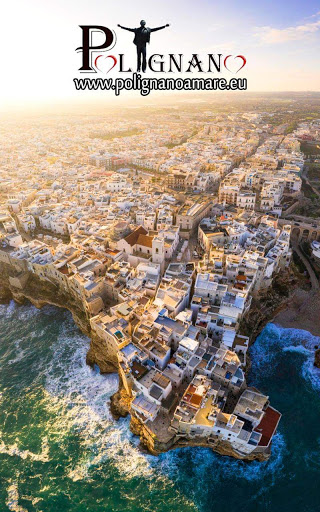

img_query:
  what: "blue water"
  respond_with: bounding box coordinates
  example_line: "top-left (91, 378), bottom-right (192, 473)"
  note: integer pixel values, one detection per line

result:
top-left (0, 301), bottom-right (319, 512)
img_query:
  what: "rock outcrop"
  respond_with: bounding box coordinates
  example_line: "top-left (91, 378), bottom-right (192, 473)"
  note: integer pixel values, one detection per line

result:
top-left (314, 348), bottom-right (320, 369)
top-left (0, 260), bottom-right (278, 462)
top-left (109, 385), bottom-right (131, 420)
top-left (0, 285), bottom-right (14, 304)
top-left (110, 376), bottom-right (270, 462)
top-left (129, 408), bottom-right (269, 461)
top-left (0, 262), bottom-right (117, 375)
top-left (240, 268), bottom-right (296, 343)
top-left (86, 334), bottom-right (118, 374)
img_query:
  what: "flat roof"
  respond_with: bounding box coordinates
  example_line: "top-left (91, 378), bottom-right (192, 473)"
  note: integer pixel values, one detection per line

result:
top-left (254, 406), bottom-right (281, 447)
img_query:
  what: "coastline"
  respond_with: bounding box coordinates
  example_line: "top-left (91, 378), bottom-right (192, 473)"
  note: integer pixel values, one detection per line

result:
top-left (0, 259), bottom-right (304, 462)
top-left (109, 381), bottom-right (269, 461)
top-left (273, 288), bottom-right (320, 338)
top-left (238, 264), bottom-right (306, 344)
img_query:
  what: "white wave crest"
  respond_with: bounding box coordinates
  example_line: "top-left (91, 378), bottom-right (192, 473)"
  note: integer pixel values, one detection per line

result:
top-left (7, 340), bottom-right (29, 365)
top-left (6, 482), bottom-right (28, 512)
top-left (251, 323), bottom-right (320, 390)
top-left (43, 327), bottom-right (162, 482)
top-left (282, 344), bottom-right (313, 355)
top-left (0, 434), bottom-right (49, 462)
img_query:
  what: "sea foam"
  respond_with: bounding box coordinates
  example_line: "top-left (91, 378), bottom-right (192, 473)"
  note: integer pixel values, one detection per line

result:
top-left (250, 323), bottom-right (320, 390)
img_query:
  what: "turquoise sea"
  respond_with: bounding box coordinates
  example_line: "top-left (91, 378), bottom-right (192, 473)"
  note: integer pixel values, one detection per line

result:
top-left (0, 301), bottom-right (319, 512)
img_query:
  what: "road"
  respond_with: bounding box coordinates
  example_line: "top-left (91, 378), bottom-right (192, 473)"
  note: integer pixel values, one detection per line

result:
top-left (292, 239), bottom-right (319, 291)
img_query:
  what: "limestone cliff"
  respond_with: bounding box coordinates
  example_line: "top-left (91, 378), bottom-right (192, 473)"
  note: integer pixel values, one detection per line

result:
top-left (110, 386), bottom-right (131, 420)
top-left (240, 267), bottom-right (298, 343)
top-left (129, 414), bottom-right (176, 454)
top-left (0, 260), bottom-right (273, 462)
top-left (86, 334), bottom-right (118, 374)
top-left (110, 377), bottom-right (270, 462)
top-left (129, 406), bottom-right (268, 461)
top-left (0, 262), bottom-right (117, 374)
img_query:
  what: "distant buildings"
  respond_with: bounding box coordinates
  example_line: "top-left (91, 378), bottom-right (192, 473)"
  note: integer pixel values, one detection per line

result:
top-left (0, 110), bottom-right (311, 460)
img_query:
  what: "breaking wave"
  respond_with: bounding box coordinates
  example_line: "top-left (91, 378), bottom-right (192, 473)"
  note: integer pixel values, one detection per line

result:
top-left (1, 303), bottom-right (320, 512)
top-left (6, 481), bottom-right (28, 512)
top-left (0, 434), bottom-right (49, 462)
top-left (250, 323), bottom-right (320, 390)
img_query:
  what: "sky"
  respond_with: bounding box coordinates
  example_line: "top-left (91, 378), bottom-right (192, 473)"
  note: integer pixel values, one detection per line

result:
top-left (1, 0), bottom-right (320, 108)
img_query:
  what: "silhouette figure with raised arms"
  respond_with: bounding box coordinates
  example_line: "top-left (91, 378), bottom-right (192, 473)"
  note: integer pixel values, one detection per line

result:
top-left (117, 20), bottom-right (170, 72)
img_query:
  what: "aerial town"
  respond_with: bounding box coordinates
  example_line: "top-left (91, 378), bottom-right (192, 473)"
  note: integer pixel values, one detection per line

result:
top-left (1, 102), bottom-right (320, 461)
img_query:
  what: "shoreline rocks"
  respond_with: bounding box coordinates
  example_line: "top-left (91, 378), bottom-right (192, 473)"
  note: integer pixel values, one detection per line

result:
top-left (314, 348), bottom-right (320, 368)
top-left (0, 261), bottom-right (305, 462)
top-left (109, 386), bottom-right (270, 461)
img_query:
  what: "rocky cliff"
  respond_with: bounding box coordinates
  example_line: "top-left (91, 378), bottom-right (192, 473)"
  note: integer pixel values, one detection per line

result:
top-left (0, 263), bottom-right (117, 374)
top-left (0, 260), bottom-right (278, 462)
top-left (109, 382), bottom-right (131, 420)
top-left (240, 267), bottom-right (299, 343)
top-left (109, 371), bottom-right (270, 462)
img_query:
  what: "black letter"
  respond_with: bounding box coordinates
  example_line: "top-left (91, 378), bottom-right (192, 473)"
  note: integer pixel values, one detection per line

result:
top-left (119, 54), bottom-right (132, 72)
top-left (186, 54), bottom-right (203, 72)
top-left (76, 26), bottom-right (115, 71)
top-left (168, 54), bottom-right (183, 72)
top-left (148, 54), bottom-right (164, 72)
top-left (208, 54), bottom-right (222, 72)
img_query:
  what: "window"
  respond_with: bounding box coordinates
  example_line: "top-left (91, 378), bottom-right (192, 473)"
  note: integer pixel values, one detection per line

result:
top-left (156, 248), bottom-right (159, 253)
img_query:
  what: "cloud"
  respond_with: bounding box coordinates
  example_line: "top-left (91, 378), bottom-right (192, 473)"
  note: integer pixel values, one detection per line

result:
top-left (309, 11), bottom-right (320, 19)
top-left (255, 17), bottom-right (320, 44)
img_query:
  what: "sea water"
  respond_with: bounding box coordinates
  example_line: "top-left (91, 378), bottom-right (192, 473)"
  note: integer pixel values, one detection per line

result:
top-left (0, 302), bottom-right (319, 512)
